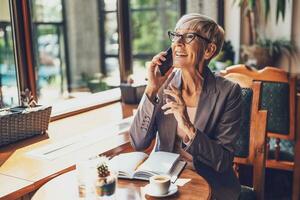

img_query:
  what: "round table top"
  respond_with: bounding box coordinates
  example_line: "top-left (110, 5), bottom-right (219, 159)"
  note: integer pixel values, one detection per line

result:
top-left (32, 168), bottom-right (211, 200)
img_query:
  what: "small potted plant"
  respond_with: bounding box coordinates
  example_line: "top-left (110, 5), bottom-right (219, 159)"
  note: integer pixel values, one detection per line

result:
top-left (95, 156), bottom-right (117, 197)
top-left (236, 0), bottom-right (294, 68)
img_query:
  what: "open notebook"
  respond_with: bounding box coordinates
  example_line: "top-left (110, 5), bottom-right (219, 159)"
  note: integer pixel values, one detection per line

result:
top-left (110, 151), bottom-right (186, 181)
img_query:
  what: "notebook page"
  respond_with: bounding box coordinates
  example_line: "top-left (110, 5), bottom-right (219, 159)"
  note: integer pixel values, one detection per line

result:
top-left (110, 152), bottom-right (148, 178)
top-left (136, 151), bottom-right (179, 174)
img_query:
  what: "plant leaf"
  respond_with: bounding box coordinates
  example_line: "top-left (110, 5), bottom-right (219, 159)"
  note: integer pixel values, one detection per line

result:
top-left (248, 0), bottom-right (255, 11)
top-left (276, 0), bottom-right (286, 24)
top-left (264, 0), bottom-right (270, 22)
top-left (232, 0), bottom-right (244, 7)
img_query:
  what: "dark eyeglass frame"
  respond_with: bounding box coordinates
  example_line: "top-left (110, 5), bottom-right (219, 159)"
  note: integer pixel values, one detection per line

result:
top-left (168, 31), bottom-right (211, 44)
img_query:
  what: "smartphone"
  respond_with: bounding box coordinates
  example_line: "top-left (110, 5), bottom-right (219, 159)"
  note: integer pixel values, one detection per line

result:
top-left (158, 47), bottom-right (173, 76)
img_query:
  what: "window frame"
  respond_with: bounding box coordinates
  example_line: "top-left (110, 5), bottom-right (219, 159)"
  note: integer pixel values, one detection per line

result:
top-left (7, 0), bottom-right (186, 120)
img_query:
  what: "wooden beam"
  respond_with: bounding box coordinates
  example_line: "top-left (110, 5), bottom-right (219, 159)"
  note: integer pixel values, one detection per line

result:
top-left (117, 0), bottom-right (132, 82)
top-left (9, 0), bottom-right (37, 100)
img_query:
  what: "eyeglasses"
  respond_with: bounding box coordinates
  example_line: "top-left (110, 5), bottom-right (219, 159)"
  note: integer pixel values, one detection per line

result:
top-left (168, 31), bottom-right (211, 44)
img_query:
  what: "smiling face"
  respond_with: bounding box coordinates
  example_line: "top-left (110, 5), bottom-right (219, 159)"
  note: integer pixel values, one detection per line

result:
top-left (171, 29), bottom-right (207, 71)
top-left (170, 14), bottom-right (224, 73)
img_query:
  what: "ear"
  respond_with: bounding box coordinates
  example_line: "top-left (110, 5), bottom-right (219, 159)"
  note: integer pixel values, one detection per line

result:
top-left (204, 43), bottom-right (217, 60)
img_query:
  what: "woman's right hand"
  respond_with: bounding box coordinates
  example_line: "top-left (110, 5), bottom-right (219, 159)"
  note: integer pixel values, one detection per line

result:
top-left (145, 51), bottom-right (173, 100)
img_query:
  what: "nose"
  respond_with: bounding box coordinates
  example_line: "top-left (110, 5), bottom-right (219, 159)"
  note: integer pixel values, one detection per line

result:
top-left (173, 36), bottom-right (184, 46)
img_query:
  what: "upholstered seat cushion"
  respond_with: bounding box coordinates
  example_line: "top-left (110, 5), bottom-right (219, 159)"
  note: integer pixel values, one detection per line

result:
top-left (235, 88), bottom-right (252, 158)
top-left (260, 82), bottom-right (289, 135)
top-left (239, 185), bottom-right (256, 200)
top-left (265, 168), bottom-right (292, 200)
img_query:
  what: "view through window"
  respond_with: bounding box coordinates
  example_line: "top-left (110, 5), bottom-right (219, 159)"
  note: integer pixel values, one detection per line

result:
top-left (30, 0), bottom-right (121, 105)
top-left (0, 0), bottom-right (18, 108)
top-left (30, 0), bottom-right (67, 105)
top-left (1, 0), bottom-right (183, 110)
top-left (130, 0), bottom-right (180, 82)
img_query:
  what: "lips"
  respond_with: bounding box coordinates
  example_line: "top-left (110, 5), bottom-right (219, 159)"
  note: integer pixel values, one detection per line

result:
top-left (175, 51), bottom-right (188, 57)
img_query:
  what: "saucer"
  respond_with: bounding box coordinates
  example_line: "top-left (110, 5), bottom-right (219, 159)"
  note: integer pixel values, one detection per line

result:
top-left (144, 184), bottom-right (178, 197)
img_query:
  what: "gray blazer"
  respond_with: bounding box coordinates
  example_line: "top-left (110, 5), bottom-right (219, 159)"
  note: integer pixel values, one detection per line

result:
top-left (129, 67), bottom-right (241, 200)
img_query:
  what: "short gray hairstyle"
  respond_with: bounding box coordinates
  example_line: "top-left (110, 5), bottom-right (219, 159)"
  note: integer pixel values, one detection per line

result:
top-left (175, 13), bottom-right (225, 59)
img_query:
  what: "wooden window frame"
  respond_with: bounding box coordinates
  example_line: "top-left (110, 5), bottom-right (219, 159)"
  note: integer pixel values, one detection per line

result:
top-left (7, 0), bottom-right (186, 120)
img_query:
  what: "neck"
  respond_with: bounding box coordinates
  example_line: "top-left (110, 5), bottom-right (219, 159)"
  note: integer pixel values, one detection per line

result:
top-left (181, 65), bottom-right (204, 94)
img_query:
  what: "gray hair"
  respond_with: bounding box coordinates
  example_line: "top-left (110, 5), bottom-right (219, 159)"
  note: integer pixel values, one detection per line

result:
top-left (175, 13), bottom-right (225, 58)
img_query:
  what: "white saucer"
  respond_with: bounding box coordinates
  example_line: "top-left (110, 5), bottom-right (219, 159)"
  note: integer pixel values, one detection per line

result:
top-left (144, 184), bottom-right (178, 197)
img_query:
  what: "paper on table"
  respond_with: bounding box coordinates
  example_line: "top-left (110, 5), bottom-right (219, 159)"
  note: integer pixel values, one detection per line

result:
top-left (174, 178), bottom-right (191, 187)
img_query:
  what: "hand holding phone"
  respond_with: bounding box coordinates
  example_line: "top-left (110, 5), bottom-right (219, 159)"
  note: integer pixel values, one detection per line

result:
top-left (158, 47), bottom-right (173, 76)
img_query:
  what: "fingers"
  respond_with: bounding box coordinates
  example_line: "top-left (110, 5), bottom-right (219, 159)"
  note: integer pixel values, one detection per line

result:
top-left (163, 85), bottom-right (182, 103)
top-left (161, 101), bottom-right (176, 110)
top-left (151, 51), bottom-right (167, 66)
top-left (163, 90), bottom-right (180, 103)
top-left (161, 101), bottom-right (181, 115)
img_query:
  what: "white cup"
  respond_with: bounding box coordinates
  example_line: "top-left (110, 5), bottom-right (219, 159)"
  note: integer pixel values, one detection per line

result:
top-left (149, 175), bottom-right (171, 195)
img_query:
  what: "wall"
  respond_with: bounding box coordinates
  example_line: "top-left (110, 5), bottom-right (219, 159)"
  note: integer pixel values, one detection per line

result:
top-left (224, 0), bottom-right (300, 75)
top-left (282, 0), bottom-right (300, 75)
top-left (0, 0), bottom-right (10, 21)
top-left (224, 0), bottom-right (241, 63)
top-left (257, 1), bottom-right (293, 40)
top-left (186, 0), bottom-right (218, 21)
top-left (64, 0), bottom-right (101, 89)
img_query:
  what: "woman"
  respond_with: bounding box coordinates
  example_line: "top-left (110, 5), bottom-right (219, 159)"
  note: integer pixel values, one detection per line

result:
top-left (129, 13), bottom-right (241, 200)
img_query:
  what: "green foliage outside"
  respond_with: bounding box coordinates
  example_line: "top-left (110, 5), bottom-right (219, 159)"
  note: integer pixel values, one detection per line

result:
top-left (0, 27), bottom-right (14, 66)
top-left (130, 0), bottom-right (180, 68)
top-left (209, 40), bottom-right (235, 71)
top-left (81, 72), bottom-right (110, 93)
top-left (257, 38), bottom-right (294, 57)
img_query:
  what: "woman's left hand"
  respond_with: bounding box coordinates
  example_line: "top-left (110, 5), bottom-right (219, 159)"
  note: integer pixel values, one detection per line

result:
top-left (161, 85), bottom-right (191, 131)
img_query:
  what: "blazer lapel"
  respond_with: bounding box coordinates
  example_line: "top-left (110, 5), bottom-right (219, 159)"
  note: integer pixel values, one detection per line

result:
top-left (194, 67), bottom-right (220, 133)
top-left (159, 68), bottom-right (219, 151)
top-left (163, 70), bottom-right (182, 151)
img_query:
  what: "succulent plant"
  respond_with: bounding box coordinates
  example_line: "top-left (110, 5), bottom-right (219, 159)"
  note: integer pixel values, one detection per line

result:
top-left (96, 155), bottom-right (111, 178)
top-left (20, 89), bottom-right (37, 108)
top-left (97, 163), bottom-right (110, 178)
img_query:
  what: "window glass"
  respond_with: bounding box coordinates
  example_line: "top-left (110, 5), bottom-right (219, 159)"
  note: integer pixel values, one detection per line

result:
top-left (0, 0), bottom-right (19, 108)
top-left (103, 0), bottom-right (117, 12)
top-left (30, 0), bottom-right (67, 104)
top-left (100, 0), bottom-right (120, 88)
top-left (31, 0), bottom-right (63, 22)
top-left (30, 0), bottom-right (120, 106)
top-left (34, 24), bottom-right (66, 104)
top-left (104, 12), bottom-right (118, 55)
top-left (130, 0), bottom-right (180, 80)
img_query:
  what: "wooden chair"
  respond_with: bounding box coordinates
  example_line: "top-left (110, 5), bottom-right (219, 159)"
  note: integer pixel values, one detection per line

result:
top-left (221, 65), bottom-right (300, 200)
top-left (222, 72), bottom-right (268, 200)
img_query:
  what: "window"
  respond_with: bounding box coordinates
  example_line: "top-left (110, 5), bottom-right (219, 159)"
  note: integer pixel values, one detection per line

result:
top-left (130, 0), bottom-right (181, 81)
top-left (1, 0), bottom-right (185, 117)
top-left (30, 0), bottom-right (67, 105)
top-left (99, 0), bottom-right (120, 88)
top-left (0, 0), bottom-right (18, 108)
top-left (30, 0), bottom-right (122, 107)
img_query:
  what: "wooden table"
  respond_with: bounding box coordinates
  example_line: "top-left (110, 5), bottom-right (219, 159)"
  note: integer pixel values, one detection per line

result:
top-left (31, 168), bottom-right (211, 200)
top-left (0, 102), bottom-right (211, 199)
top-left (0, 102), bottom-right (136, 199)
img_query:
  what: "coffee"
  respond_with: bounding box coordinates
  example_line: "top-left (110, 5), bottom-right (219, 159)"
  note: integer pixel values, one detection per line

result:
top-left (154, 177), bottom-right (168, 181)
top-left (149, 175), bottom-right (171, 195)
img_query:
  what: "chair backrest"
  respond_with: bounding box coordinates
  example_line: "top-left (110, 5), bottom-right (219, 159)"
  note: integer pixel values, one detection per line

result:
top-left (221, 64), bottom-right (300, 200)
top-left (221, 65), bottom-right (296, 140)
top-left (222, 72), bottom-right (268, 200)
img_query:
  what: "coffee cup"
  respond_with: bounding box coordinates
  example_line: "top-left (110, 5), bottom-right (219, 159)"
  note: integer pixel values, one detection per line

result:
top-left (149, 175), bottom-right (171, 195)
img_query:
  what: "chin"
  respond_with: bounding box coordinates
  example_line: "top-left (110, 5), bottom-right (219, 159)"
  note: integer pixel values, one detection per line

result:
top-left (173, 61), bottom-right (189, 69)
top-left (173, 60), bottom-right (186, 68)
